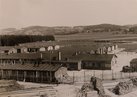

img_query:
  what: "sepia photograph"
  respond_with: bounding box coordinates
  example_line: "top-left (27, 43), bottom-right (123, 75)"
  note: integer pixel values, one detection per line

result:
top-left (0, 0), bottom-right (137, 97)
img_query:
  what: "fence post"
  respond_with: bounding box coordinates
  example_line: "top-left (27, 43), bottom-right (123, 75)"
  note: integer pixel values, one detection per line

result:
top-left (112, 70), bottom-right (114, 80)
top-left (102, 70), bottom-right (104, 80)
top-left (129, 72), bottom-right (131, 78)
top-left (93, 70), bottom-right (95, 77)
top-left (73, 72), bottom-right (75, 84)
top-left (120, 72), bottom-right (123, 79)
top-left (84, 70), bottom-right (85, 83)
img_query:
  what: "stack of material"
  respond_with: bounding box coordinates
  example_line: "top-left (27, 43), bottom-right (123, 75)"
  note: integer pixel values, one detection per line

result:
top-left (112, 80), bottom-right (133, 95)
top-left (78, 77), bottom-right (110, 97)
top-left (0, 80), bottom-right (24, 92)
top-left (55, 67), bottom-right (73, 84)
top-left (90, 76), bottom-right (110, 97)
top-left (61, 73), bottom-right (73, 84)
top-left (81, 83), bottom-right (94, 92)
top-left (77, 88), bottom-right (98, 97)
top-left (90, 76), bottom-right (105, 95)
top-left (130, 77), bottom-right (137, 87)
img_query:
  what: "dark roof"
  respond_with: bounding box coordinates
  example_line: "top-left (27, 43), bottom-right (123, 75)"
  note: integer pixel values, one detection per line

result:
top-left (42, 60), bottom-right (80, 63)
top-left (68, 54), bottom-right (115, 63)
top-left (0, 53), bottom-right (41, 59)
top-left (0, 64), bottom-right (61, 71)
top-left (0, 46), bottom-right (14, 51)
top-left (130, 59), bottom-right (137, 63)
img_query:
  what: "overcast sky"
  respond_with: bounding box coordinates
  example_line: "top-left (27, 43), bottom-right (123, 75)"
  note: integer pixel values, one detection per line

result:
top-left (0, 0), bottom-right (137, 29)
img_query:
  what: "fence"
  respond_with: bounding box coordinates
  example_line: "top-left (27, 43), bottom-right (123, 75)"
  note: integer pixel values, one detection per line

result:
top-left (68, 70), bottom-right (137, 83)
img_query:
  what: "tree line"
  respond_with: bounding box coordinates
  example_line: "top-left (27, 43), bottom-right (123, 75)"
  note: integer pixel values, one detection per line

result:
top-left (0, 35), bottom-right (55, 46)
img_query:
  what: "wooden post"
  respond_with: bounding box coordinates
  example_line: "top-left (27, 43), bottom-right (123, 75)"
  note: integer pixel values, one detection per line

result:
top-left (8, 70), bottom-right (11, 79)
top-left (36, 71), bottom-right (38, 82)
top-left (24, 71), bottom-right (26, 82)
top-left (1, 69), bottom-right (3, 79)
top-left (46, 71), bottom-right (48, 82)
top-left (17, 70), bottom-right (19, 81)
top-left (121, 72), bottom-right (123, 79)
top-left (84, 70), bottom-right (86, 83)
top-left (93, 70), bottom-right (95, 77)
top-left (41, 72), bottom-right (43, 83)
top-left (129, 71), bottom-right (131, 78)
top-left (50, 71), bottom-right (52, 83)
top-left (112, 70), bottom-right (114, 80)
top-left (73, 72), bottom-right (75, 84)
top-left (102, 70), bottom-right (104, 80)
top-left (33, 71), bottom-right (35, 82)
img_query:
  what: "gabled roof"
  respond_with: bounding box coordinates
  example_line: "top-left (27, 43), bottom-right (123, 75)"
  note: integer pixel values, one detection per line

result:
top-left (0, 52), bottom-right (60, 60)
top-left (69, 54), bottom-right (115, 63)
top-left (0, 64), bottom-right (61, 71)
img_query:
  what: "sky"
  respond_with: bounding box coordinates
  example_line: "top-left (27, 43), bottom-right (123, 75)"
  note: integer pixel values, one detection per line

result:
top-left (0, 0), bottom-right (137, 29)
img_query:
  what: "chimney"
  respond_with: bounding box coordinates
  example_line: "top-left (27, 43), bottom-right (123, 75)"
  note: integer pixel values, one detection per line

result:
top-left (58, 51), bottom-right (61, 61)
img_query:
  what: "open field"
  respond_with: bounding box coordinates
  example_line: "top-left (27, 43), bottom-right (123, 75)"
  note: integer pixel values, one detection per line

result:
top-left (118, 42), bottom-right (137, 52)
top-left (55, 33), bottom-right (137, 41)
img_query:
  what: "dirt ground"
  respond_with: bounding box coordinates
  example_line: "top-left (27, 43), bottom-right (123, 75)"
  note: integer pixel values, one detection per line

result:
top-left (0, 80), bottom-right (137, 97)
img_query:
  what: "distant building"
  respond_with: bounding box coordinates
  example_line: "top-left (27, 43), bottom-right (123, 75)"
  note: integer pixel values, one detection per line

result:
top-left (39, 47), bottom-right (46, 52)
top-left (0, 46), bottom-right (13, 54)
top-left (69, 54), bottom-right (117, 70)
top-left (92, 44), bottom-right (119, 54)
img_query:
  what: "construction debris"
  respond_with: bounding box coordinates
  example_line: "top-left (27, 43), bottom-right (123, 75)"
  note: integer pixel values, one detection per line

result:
top-left (130, 77), bottom-right (137, 87)
top-left (81, 83), bottom-right (94, 92)
top-left (90, 76), bottom-right (105, 95)
top-left (112, 80), bottom-right (133, 95)
top-left (77, 76), bottom-right (111, 97)
top-left (0, 80), bottom-right (24, 93)
top-left (90, 76), bottom-right (111, 97)
top-left (55, 67), bottom-right (73, 84)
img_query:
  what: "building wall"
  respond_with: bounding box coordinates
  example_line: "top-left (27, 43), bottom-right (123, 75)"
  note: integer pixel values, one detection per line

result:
top-left (67, 63), bottom-right (79, 70)
top-left (81, 61), bottom-right (111, 70)
top-left (0, 70), bottom-right (57, 83)
top-left (8, 48), bottom-right (17, 54)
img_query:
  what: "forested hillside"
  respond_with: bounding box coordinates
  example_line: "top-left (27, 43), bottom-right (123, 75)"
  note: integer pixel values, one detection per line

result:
top-left (0, 35), bottom-right (55, 46)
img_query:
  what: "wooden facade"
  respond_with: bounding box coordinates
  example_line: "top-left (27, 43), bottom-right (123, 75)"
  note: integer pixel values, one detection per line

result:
top-left (82, 61), bottom-right (111, 70)
top-left (42, 60), bottom-right (82, 71)
top-left (0, 64), bottom-right (63, 83)
top-left (69, 54), bottom-right (117, 70)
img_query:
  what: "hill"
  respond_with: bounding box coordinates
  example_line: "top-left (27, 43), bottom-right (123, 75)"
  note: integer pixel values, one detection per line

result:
top-left (0, 24), bottom-right (137, 35)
